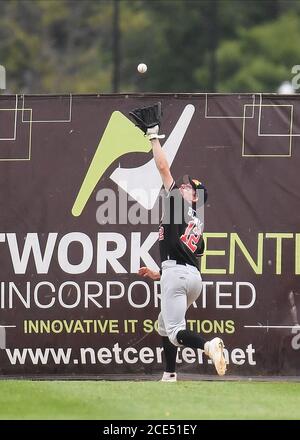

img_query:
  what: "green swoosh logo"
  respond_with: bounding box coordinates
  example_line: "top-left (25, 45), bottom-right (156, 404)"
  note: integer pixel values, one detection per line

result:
top-left (72, 111), bottom-right (151, 217)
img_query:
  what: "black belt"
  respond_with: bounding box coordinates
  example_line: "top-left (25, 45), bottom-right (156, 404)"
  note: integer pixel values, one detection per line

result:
top-left (175, 260), bottom-right (189, 266)
top-left (161, 260), bottom-right (198, 269)
top-left (174, 261), bottom-right (200, 273)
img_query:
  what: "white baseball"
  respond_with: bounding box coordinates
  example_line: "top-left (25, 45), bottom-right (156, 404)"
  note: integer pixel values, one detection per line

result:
top-left (137, 63), bottom-right (147, 74)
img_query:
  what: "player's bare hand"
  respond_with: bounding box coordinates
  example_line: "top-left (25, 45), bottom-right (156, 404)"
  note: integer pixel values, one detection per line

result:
top-left (138, 267), bottom-right (160, 280)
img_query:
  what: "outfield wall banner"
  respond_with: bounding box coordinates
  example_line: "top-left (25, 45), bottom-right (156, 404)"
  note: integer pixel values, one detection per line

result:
top-left (0, 93), bottom-right (299, 377)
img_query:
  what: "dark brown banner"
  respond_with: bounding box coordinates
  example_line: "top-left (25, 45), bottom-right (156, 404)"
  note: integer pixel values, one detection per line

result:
top-left (0, 93), bottom-right (299, 377)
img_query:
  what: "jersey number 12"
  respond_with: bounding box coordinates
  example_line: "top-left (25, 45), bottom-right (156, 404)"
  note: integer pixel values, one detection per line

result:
top-left (180, 221), bottom-right (201, 253)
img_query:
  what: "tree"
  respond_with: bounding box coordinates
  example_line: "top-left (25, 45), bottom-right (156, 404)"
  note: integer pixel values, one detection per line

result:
top-left (217, 12), bottom-right (300, 92)
top-left (1, 0), bottom-right (300, 94)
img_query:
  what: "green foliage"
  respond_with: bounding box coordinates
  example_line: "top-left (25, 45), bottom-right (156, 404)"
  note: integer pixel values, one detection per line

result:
top-left (0, 0), bottom-right (300, 93)
top-left (217, 12), bottom-right (300, 92)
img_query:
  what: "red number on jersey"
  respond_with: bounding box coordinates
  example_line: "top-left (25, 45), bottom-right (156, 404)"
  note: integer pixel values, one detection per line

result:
top-left (180, 221), bottom-right (201, 253)
top-left (158, 225), bottom-right (164, 241)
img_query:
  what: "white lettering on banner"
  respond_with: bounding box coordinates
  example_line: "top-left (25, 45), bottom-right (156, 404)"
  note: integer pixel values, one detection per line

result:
top-left (128, 281), bottom-right (151, 308)
top-left (198, 281), bottom-right (213, 309)
top-left (216, 282), bottom-right (233, 309)
top-left (0, 280), bottom-right (256, 309)
top-left (291, 327), bottom-right (300, 350)
top-left (112, 343), bottom-right (123, 364)
top-left (58, 233), bottom-right (93, 274)
top-left (236, 282), bottom-right (256, 308)
top-left (97, 233), bottom-right (127, 273)
top-left (4, 343), bottom-right (256, 366)
top-left (245, 345), bottom-right (256, 365)
top-left (202, 281), bottom-right (256, 309)
top-left (181, 348), bottom-right (196, 364)
top-left (153, 281), bottom-right (161, 308)
top-left (123, 347), bottom-right (138, 364)
top-left (58, 282), bottom-right (81, 308)
top-left (0, 231), bottom-right (298, 278)
top-left (6, 233), bottom-right (57, 274)
top-left (0, 232), bottom-right (159, 275)
top-left (106, 281), bottom-right (125, 307)
top-left (231, 348), bottom-right (246, 365)
top-left (97, 347), bottom-right (112, 364)
top-left (8, 283), bottom-right (30, 308)
top-left (130, 232), bottom-right (159, 273)
top-left (84, 282), bottom-right (103, 308)
top-left (139, 347), bottom-right (154, 364)
top-left (34, 282), bottom-right (56, 308)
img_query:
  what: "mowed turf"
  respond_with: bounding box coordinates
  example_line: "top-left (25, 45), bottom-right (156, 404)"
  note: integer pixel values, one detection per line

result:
top-left (0, 380), bottom-right (300, 420)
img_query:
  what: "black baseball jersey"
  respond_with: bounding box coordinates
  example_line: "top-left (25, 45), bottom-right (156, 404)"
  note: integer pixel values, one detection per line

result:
top-left (158, 181), bottom-right (205, 270)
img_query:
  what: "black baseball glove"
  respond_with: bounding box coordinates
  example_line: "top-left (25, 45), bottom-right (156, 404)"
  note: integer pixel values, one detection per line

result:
top-left (129, 102), bottom-right (165, 139)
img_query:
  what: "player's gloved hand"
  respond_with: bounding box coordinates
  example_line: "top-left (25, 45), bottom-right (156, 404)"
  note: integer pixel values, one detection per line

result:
top-left (146, 125), bottom-right (165, 140)
top-left (129, 102), bottom-right (165, 140)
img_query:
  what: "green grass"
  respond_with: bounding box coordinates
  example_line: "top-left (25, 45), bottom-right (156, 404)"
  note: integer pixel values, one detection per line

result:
top-left (0, 380), bottom-right (300, 420)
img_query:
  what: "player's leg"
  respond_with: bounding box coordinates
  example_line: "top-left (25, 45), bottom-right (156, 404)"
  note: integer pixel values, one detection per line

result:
top-left (175, 268), bottom-right (227, 376)
top-left (160, 266), bottom-right (189, 349)
top-left (157, 312), bottom-right (178, 382)
top-left (175, 270), bottom-right (206, 349)
top-left (161, 265), bottom-right (226, 376)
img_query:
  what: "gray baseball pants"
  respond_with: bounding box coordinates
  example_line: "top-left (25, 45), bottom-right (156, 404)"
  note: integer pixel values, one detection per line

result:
top-left (157, 260), bottom-right (203, 347)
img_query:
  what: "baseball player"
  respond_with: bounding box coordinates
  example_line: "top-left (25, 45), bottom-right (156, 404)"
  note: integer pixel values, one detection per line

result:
top-left (129, 103), bottom-right (227, 381)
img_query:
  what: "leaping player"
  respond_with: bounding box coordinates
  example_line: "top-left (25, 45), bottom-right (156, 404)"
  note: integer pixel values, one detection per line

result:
top-left (129, 102), bottom-right (227, 381)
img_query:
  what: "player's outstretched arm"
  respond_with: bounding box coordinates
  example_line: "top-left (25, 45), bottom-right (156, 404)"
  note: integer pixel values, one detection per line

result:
top-left (138, 266), bottom-right (160, 280)
top-left (150, 137), bottom-right (173, 191)
top-left (128, 102), bottom-right (173, 191)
